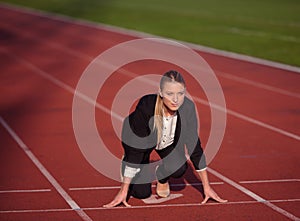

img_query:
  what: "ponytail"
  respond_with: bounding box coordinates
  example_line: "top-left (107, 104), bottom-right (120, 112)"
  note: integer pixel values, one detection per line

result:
top-left (153, 94), bottom-right (164, 142)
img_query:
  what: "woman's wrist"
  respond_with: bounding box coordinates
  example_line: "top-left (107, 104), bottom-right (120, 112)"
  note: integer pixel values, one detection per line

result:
top-left (197, 169), bottom-right (211, 190)
top-left (120, 177), bottom-right (131, 193)
top-left (202, 183), bottom-right (211, 192)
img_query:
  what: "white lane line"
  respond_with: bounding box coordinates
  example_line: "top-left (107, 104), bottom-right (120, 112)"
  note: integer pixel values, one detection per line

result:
top-left (86, 198), bottom-right (300, 210)
top-left (216, 71), bottom-right (300, 99)
top-left (0, 189), bottom-right (51, 193)
top-left (240, 179), bottom-right (300, 184)
top-left (193, 97), bottom-right (300, 141)
top-left (170, 182), bottom-right (224, 187)
top-left (69, 179), bottom-right (299, 192)
top-left (207, 168), bottom-right (300, 221)
top-left (0, 208), bottom-right (74, 214)
top-left (68, 182), bottom-right (224, 191)
top-left (9, 179), bottom-right (294, 195)
top-left (0, 117), bottom-right (93, 221)
top-left (1, 199), bottom-right (300, 213)
top-left (1, 2), bottom-right (300, 74)
top-left (227, 27), bottom-right (300, 43)
top-left (0, 47), bottom-right (299, 141)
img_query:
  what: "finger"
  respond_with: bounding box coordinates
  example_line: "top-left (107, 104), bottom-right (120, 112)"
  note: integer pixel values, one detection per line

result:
top-left (201, 196), bottom-right (209, 204)
top-left (211, 194), bottom-right (228, 203)
top-left (103, 200), bottom-right (119, 208)
top-left (217, 198), bottom-right (228, 203)
top-left (103, 202), bottom-right (115, 208)
top-left (123, 201), bottom-right (132, 207)
top-left (103, 203), bottom-right (112, 208)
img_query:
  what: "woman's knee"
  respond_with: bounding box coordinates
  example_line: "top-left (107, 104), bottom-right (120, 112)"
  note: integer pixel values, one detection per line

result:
top-left (161, 162), bottom-right (187, 178)
top-left (129, 183), bottom-right (152, 199)
top-left (170, 163), bottom-right (187, 178)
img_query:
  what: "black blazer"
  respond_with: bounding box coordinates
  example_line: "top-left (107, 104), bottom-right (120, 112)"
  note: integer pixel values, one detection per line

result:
top-left (121, 94), bottom-right (206, 171)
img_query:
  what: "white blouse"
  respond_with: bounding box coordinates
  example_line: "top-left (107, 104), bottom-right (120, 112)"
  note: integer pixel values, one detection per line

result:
top-left (124, 113), bottom-right (178, 178)
top-left (156, 114), bottom-right (177, 150)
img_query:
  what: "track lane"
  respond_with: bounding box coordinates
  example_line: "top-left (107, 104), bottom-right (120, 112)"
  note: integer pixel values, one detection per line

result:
top-left (1, 3), bottom-right (298, 221)
top-left (0, 120), bottom-right (88, 221)
top-left (1, 43), bottom-right (298, 219)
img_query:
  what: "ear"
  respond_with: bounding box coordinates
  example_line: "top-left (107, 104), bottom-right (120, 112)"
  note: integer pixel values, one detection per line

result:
top-left (159, 89), bottom-right (163, 98)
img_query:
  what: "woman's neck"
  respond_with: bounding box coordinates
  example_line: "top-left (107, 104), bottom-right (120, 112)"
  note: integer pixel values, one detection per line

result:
top-left (163, 106), bottom-right (176, 117)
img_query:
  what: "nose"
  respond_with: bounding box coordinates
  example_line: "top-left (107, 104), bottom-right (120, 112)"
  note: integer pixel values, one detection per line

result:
top-left (173, 94), bottom-right (178, 103)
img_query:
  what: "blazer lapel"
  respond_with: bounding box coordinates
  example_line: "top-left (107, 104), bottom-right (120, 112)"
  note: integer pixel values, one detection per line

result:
top-left (173, 112), bottom-right (181, 147)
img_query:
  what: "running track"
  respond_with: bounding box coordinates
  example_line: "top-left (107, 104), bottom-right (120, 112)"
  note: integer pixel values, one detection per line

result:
top-left (0, 3), bottom-right (299, 221)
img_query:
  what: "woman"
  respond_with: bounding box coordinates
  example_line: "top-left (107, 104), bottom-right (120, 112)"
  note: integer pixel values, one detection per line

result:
top-left (104, 70), bottom-right (227, 207)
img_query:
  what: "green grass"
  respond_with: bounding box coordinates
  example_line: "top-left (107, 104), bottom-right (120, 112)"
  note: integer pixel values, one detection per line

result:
top-left (1, 0), bottom-right (300, 67)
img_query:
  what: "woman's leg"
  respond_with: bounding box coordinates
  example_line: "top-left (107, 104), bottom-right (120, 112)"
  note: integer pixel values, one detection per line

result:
top-left (155, 147), bottom-right (188, 184)
top-left (156, 161), bottom-right (187, 184)
top-left (128, 182), bottom-right (152, 199)
top-left (121, 153), bottom-right (153, 199)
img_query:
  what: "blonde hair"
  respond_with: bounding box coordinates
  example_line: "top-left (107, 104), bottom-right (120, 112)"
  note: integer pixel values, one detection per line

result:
top-left (153, 70), bottom-right (186, 142)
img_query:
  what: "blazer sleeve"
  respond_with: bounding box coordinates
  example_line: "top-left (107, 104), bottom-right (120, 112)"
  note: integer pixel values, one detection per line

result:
top-left (121, 95), bottom-right (156, 167)
top-left (184, 101), bottom-right (207, 170)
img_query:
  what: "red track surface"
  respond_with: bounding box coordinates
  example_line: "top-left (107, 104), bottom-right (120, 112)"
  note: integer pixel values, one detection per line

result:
top-left (0, 4), bottom-right (299, 221)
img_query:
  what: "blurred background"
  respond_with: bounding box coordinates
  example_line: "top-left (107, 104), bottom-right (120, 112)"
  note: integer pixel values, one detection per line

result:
top-left (1, 0), bottom-right (299, 67)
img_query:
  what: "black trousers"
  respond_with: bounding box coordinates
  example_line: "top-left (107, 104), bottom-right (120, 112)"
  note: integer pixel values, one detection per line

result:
top-left (123, 146), bottom-right (188, 199)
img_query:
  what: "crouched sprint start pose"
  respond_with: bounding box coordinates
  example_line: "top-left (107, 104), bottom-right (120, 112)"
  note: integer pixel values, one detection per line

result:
top-left (104, 70), bottom-right (227, 207)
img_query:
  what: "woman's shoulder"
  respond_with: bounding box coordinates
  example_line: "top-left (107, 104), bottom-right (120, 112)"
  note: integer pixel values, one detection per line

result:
top-left (136, 94), bottom-right (157, 112)
top-left (138, 94), bottom-right (157, 105)
top-left (182, 96), bottom-right (195, 108)
top-left (178, 97), bottom-right (197, 119)
top-left (179, 96), bottom-right (196, 114)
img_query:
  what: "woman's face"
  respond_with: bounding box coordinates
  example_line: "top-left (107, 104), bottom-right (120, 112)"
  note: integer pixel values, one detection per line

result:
top-left (160, 81), bottom-right (185, 116)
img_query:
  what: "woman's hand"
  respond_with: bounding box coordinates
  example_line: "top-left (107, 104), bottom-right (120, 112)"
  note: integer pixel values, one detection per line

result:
top-left (201, 186), bottom-right (228, 204)
top-left (103, 177), bottom-right (131, 208)
top-left (103, 177), bottom-right (132, 208)
top-left (197, 169), bottom-right (227, 204)
top-left (103, 188), bottom-right (131, 208)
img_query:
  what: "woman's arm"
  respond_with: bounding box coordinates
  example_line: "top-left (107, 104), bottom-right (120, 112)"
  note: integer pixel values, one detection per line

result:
top-left (197, 169), bottom-right (227, 204)
top-left (104, 96), bottom-right (155, 208)
top-left (103, 177), bottom-right (132, 208)
top-left (183, 100), bottom-right (227, 203)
